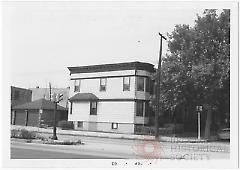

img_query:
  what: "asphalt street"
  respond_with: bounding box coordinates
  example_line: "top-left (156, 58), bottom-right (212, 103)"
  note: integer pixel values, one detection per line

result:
top-left (11, 135), bottom-right (230, 159)
top-left (11, 141), bottom-right (130, 159)
top-left (12, 147), bottom-right (112, 159)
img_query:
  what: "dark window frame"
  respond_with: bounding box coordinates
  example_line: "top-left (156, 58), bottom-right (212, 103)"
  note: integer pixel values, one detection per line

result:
top-left (77, 121), bottom-right (83, 128)
top-left (150, 79), bottom-right (154, 94)
top-left (145, 102), bottom-right (150, 117)
top-left (112, 123), bottom-right (118, 129)
top-left (70, 102), bottom-right (73, 115)
top-left (74, 80), bottom-right (80, 92)
top-left (136, 101), bottom-right (144, 117)
top-left (145, 77), bottom-right (150, 92)
top-left (123, 77), bottom-right (130, 91)
top-left (90, 101), bottom-right (97, 115)
top-left (100, 78), bottom-right (107, 91)
top-left (137, 77), bottom-right (145, 91)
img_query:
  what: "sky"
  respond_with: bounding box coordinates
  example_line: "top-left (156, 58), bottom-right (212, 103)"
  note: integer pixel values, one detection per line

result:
top-left (3, 1), bottom-right (207, 89)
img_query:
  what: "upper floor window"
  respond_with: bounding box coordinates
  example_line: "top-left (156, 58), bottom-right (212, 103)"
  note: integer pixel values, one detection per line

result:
top-left (136, 101), bottom-right (144, 117)
top-left (90, 101), bottom-right (97, 115)
top-left (74, 80), bottom-right (80, 92)
top-left (145, 77), bottom-right (150, 92)
top-left (70, 102), bottom-right (73, 115)
top-left (100, 78), bottom-right (107, 91)
top-left (123, 77), bottom-right (130, 91)
top-left (149, 80), bottom-right (154, 94)
top-left (137, 77), bottom-right (145, 91)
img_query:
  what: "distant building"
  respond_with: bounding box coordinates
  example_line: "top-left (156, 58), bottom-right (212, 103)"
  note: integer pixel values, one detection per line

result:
top-left (11, 98), bottom-right (68, 127)
top-left (68, 61), bottom-right (155, 134)
top-left (29, 87), bottom-right (69, 108)
top-left (11, 86), bottom-right (32, 107)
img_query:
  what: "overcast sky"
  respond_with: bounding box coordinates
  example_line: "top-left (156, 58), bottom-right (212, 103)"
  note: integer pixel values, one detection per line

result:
top-left (3, 1), bottom-right (210, 89)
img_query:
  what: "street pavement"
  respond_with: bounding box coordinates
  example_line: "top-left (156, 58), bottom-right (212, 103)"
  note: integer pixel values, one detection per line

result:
top-left (11, 135), bottom-right (230, 159)
top-left (12, 147), bottom-right (113, 159)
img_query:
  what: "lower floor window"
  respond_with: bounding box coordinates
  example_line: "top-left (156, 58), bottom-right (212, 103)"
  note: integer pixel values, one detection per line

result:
top-left (136, 101), bottom-right (144, 116)
top-left (112, 123), bottom-right (118, 129)
top-left (77, 121), bottom-right (83, 128)
top-left (90, 101), bottom-right (97, 115)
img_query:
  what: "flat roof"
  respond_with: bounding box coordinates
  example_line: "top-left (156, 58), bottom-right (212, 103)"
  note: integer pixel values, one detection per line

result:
top-left (68, 61), bottom-right (155, 74)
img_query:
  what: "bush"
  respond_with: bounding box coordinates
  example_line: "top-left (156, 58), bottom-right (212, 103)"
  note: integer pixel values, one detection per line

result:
top-left (11, 129), bottom-right (20, 138)
top-left (11, 129), bottom-right (36, 139)
top-left (44, 139), bottom-right (83, 145)
top-left (20, 129), bottom-right (36, 139)
top-left (35, 134), bottom-right (49, 141)
top-left (58, 120), bottom-right (74, 130)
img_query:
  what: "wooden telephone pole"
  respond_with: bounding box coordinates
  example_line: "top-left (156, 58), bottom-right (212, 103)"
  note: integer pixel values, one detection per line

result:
top-left (49, 82), bottom-right (52, 101)
top-left (155, 33), bottom-right (166, 139)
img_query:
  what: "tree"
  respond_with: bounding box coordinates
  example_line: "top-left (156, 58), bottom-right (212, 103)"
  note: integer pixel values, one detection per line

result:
top-left (154, 9), bottom-right (230, 138)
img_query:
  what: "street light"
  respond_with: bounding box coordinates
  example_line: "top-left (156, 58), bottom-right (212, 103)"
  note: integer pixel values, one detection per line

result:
top-left (51, 93), bottom-right (64, 140)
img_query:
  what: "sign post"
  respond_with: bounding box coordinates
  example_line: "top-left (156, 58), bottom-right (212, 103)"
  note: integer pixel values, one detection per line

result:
top-left (198, 111), bottom-right (201, 140)
top-left (196, 105), bottom-right (203, 140)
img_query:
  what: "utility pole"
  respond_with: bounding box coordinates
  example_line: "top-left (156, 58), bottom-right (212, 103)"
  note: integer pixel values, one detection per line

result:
top-left (53, 101), bottom-right (58, 140)
top-left (49, 82), bottom-right (52, 101)
top-left (155, 33), bottom-right (166, 140)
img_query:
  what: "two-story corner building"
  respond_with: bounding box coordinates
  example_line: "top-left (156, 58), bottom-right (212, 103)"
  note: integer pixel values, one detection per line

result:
top-left (67, 61), bottom-right (155, 134)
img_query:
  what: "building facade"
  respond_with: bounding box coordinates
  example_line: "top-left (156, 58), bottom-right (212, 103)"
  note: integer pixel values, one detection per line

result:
top-left (68, 62), bottom-right (155, 134)
top-left (11, 86), bottom-right (32, 107)
top-left (12, 98), bottom-right (68, 127)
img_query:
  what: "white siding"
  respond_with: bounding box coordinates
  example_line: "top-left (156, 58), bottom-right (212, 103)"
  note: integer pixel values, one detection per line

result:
top-left (71, 70), bottom-right (135, 79)
top-left (134, 116), bottom-right (149, 125)
top-left (68, 68), bottom-right (153, 133)
top-left (69, 76), bottom-right (136, 99)
top-left (68, 102), bottom-right (90, 121)
top-left (97, 101), bottom-right (135, 123)
top-left (97, 123), bottom-right (134, 134)
top-left (69, 101), bottom-right (135, 124)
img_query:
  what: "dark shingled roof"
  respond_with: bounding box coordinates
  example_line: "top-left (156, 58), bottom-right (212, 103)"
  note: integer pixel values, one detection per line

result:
top-left (12, 98), bottom-right (67, 111)
top-left (68, 61), bottom-right (155, 74)
top-left (69, 93), bottom-right (99, 101)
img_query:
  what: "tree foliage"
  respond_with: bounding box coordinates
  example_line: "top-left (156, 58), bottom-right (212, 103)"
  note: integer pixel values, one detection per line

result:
top-left (157, 10), bottom-right (230, 129)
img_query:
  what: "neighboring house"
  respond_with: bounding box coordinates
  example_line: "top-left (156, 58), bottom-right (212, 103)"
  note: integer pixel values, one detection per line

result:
top-left (11, 98), bottom-right (68, 127)
top-left (30, 87), bottom-right (69, 108)
top-left (67, 61), bottom-right (155, 134)
top-left (11, 86), bottom-right (32, 107)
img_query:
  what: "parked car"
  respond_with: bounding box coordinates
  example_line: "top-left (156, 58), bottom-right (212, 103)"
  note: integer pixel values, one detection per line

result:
top-left (217, 128), bottom-right (230, 140)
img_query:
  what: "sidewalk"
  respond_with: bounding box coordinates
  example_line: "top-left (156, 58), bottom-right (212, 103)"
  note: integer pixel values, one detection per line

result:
top-left (11, 125), bottom-right (210, 143)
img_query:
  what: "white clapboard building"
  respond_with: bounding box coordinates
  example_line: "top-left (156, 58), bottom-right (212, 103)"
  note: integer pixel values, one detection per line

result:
top-left (67, 61), bottom-right (155, 134)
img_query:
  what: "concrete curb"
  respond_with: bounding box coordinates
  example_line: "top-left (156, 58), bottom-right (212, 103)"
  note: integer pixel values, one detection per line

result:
top-left (11, 125), bottom-right (211, 143)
